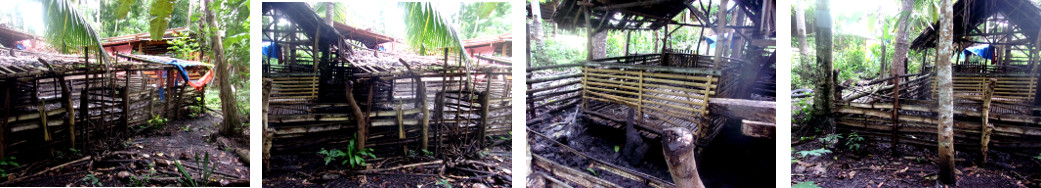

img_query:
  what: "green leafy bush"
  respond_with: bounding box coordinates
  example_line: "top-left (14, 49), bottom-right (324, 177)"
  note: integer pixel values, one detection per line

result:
top-left (793, 181), bottom-right (822, 188)
top-left (797, 148), bottom-right (832, 158)
top-left (846, 132), bottom-right (865, 151)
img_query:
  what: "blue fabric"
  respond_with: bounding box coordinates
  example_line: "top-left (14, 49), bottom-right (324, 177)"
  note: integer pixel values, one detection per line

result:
top-left (963, 44), bottom-right (992, 60)
top-left (262, 42), bottom-right (279, 58)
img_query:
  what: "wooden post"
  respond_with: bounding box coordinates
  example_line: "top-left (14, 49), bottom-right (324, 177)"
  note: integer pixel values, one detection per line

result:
top-left (712, 0), bottom-right (729, 68)
top-left (58, 74), bottom-right (75, 148)
top-left (1, 83), bottom-right (9, 158)
top-left (477, 91), bottom-right (490, 147)
top-left (434, 91), bottom-right (446, 154)
top-left (123, 72), bottom-right (131, 131)
top-left (38, 84), bottom-right (53, 157)
top-left (891, 75), bottom-right (901, 156)
top-left (397, 99), bottom-right (405, 154)
top-left (262, 79), bottom-right (272, 170)
top-left (980, 78), bottom-right (996, 163)
top-left (417, 74), bottom-right (431, 150)
top-left (637, 71), bottom-right (644, 122)
top-left (662, 127), bottom-right (704, 188)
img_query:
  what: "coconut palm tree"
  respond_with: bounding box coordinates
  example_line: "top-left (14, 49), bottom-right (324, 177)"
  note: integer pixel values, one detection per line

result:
top-left (41, 0), bottom-right (107, 63)
top-left (400, 2), bottom-right (468, 58)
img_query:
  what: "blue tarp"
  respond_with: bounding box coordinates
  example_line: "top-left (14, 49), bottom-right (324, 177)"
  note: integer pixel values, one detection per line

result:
top-left (963, 44), bottom-right (992, 60)
top-left (263, 42), bottom-right (279, 59)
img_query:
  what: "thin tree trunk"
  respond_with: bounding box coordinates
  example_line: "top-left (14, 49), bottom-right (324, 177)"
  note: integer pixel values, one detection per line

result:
top-left (936, 0), bottom-right (957, 184)
top-left (324, 2), bottom-right (333, 25)
top-left (204, 0), bottom-right (242, 136)
top-left (795, 0), bottom-right (808, 57)
top-left (712, 0), bottom-right (729, 67)
top-left (812, 0), bottom-right (835, 133)
top-left (530, 0), bottom-right (546, 63)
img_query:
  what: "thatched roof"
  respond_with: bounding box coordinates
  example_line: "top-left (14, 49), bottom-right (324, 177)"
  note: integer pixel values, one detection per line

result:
top-left (910, 0), bottom-right (1041, 50)
top-left (262, 2), bottom-right (344, 47)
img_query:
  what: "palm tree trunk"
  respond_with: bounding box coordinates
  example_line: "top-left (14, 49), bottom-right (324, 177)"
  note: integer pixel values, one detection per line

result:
top-left (204, 0), bottom-right (242, 136)
top-left (891, 0), bottom-right (913, 78)
top-left (936, 0), bottom-right (957, 184)
top-left (530, 0), bottom-right (546, 63)
top-left (812, 0), bottom-right (835, 133)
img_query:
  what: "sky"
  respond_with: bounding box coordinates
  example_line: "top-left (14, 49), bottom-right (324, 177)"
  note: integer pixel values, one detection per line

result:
top-left (0, 1), bottom-right (45, 35)
top-left (332, 1), bottom-right (463, 39)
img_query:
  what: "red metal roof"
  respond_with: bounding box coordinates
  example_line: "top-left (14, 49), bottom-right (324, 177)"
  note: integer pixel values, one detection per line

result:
top-left (333, 22), bottom-right (395, 49)
top-left (101, 27), bottom-right (190, 46)
top-left (463, 33), bottom-right (511, 48)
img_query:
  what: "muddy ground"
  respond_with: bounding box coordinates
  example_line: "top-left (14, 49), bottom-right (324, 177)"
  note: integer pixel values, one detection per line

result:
top-left (263, 139), bottom-right (512, 187)
top-left (792, 131), bottom-right (1041, 187)
top-left (0, 113), bottom-right (250, 187)
top-left (529, 109), bottom-right (775, 187)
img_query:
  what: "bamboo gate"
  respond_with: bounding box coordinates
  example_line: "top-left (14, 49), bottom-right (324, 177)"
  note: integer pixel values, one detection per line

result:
top-left (0, 47), bottom-right (204, 162)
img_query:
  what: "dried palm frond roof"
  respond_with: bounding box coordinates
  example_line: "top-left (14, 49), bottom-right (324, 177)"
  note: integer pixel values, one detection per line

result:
top-left (262, 2), bottom-right (344, 47)
top-left (910, 0), bottom-right (1041, 50)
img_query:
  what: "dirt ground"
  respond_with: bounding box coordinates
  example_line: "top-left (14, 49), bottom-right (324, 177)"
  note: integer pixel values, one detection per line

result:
top-left (792, 132), bottom-right (1041, 187)
top-left (529, 109), bottom-right (775, 187)
top-left (0, 113), bottom-right (250, 187)
top-left (263, 140), bottom-right (513, 187)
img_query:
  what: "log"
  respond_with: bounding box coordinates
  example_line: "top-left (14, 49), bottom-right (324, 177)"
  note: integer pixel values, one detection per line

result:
top-left (356, 160), bottom-right (443, 173)
top-left (662, 127), bottom-right (705, 188)
top-left (532, 154), bottom-right (622, 188)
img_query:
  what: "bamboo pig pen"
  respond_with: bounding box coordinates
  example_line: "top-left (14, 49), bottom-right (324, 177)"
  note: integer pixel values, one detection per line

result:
top-left (0, 47), bottom-right (204, 162)
top-left (526, 53), bottom-right (727, 187)
top-left (264, 64), bottom-right (512, 157)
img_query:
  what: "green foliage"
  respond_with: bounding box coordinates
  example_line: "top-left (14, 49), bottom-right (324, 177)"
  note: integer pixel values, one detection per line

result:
top-left (1034, 153), bottom-right (1041, 160)
top-left (435, 179), bottom-right (452, 188)
top-left (175, 152), bottom-right (214, 187)
top-left (421, 149), bottom-right (433, 157)
top-left (181, 125), bottom-right (192, 132)
top-left (614, 145), bottom-right (620, 153)
top-left (81, 174), bottom-right (102, 186)
top-left (0, 156), bottom-right (18, 178)
top-left (819, 133), bottom-right (843, 146)
top-left (342, 137), bottom-right (377, 168)
top-left (168, 32), bottom-right (200, 59)
top-left (846, 132), bottom-right (865, 151)
top-left (114, 0), bottom-right (136, 19)
top-left (148, 0), bottom-right (176, 40)
top-left (318, 136), bottom-right (377, 168)
top-left (148, 115), bottom-right (169, 127)
top-left (459, 2), bottom-right (511, 39)
top-left (400, 2), bottom-right (466, 57)
top-left (318, 148), bottom-right (346, 165)
top-left (796, 148), bottom-right (832, 158)
top-left (792, 181), bottom-right (822, 188)
top-left (792, 96), bottom-right (813, 123)
top-left (586, 167), bottom-right (598, 176)
top-left (41, 0), bottom-right (109, 61)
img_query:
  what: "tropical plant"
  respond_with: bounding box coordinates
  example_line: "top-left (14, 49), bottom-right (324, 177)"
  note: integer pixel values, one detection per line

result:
top-left (81, 174), bottom-right (102, 186)
top-left (845, 132), bottom-right (865, 151)
top-left (400, 2), bottom-right (467, 57)
top-left (796, 148), bottom-right (832, 158)
top-left (0, 156), bottom-right (18, 178)
top-left (317, 148), bottom-right (346, 165)
top-left (342, 137), bottom-right (376, 168)
top-left (41, 0), bottom-right (108, 62)
top-left (175, 152), bottom-right (214, 187)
